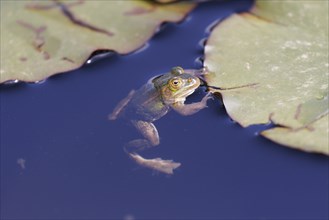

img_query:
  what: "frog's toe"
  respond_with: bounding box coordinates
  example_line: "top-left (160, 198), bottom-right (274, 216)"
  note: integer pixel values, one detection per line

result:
top-left (201, 93), bottom-right (213, 106)
top-left (153, 158), bottom-right (181, 175)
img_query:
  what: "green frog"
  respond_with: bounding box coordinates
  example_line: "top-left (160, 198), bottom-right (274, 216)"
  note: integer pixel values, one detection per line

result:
top-left (109, 67), bottom-right (212, 174)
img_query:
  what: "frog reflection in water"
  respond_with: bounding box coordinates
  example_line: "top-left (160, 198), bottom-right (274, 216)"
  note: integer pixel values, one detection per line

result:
top-left (109, 67), bottom-right (212, 174)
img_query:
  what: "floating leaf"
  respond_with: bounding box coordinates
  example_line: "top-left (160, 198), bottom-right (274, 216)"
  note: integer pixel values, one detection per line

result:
top-left (204, 1), bottom-right (329, 154)
top-left (0, 0), bottom-right (195, 83)
top-left (262, 114), bottom-right (328, 154)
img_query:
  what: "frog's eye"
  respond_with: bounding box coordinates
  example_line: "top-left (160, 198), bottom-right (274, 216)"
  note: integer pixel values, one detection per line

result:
top-left (171, 66), bottom-right (184, 75)
top-left (169, 77), bottom-right (183, 90)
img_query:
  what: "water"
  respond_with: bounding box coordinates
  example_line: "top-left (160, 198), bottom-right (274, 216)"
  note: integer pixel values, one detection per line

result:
top-left (1, 1), bottom-right (328, 219)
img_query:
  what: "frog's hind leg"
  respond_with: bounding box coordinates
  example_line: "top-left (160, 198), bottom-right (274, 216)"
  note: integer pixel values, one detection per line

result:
top-left (108, 90), bottom-right (135, 120)
top-left (132, 120), bottom-right (159, 146)
top-left (124, 139), bottom-right (151, 153)
top-left (126, 120), bottom-right (181, 174)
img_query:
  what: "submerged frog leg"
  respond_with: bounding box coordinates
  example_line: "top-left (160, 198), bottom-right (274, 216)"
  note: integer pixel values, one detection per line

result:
top-left (125, 120), bottom-right (180, 174)
top-left (124, 139), bottom-right (181, 175)
top-left (132, 120), bottom-right (159, 146)
top-left (108, 90), bottom-right (136, 120)
top-left (171, 92), bottom-right (213, 116)
top-left (124, 139), bottom-right (151, 153)
top-left (128, 153), bottom-right (181, 175)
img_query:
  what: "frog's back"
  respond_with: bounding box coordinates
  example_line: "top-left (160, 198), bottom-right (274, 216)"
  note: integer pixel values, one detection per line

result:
top-left (127, 82), bottom-right (169, 122)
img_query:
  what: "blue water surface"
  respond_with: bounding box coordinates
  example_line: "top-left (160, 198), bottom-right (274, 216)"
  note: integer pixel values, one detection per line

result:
top-left (1, 1), bottom-right (328, 219)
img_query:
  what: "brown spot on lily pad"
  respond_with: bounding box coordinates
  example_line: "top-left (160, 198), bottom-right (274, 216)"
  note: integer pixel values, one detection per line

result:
top-left (16, 20), bottom-right (51, 60)
top-left (19, 57), bottom-right (28, 62)
top-left (62, 57), bottom-right (75, 63)
top-left (124, 6), bottom-right (156, 16)
top-left (294, 104), bottom-right (302, 120)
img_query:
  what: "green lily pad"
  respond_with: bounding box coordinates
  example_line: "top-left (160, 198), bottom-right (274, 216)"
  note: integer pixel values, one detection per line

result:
top-left (262, 114), bottom-right (328, 154)
top-left (0, 0), bottom-right (195, 83)
top-left (204, 1), bottom-right (329, 155)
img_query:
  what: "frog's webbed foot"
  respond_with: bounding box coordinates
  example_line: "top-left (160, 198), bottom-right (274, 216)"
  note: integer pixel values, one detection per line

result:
top-left (129, 153), bottom-right (181, 175)
top-left (124, 141), bottom-right (181, 175)
top-left (108, 90), bottom-right (135, 120)
top-left (171, 92), bottom-right (213, 116)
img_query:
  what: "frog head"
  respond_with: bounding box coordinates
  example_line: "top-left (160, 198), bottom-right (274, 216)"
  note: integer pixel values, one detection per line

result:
top-left (155, 67), bottom-right (201, 104)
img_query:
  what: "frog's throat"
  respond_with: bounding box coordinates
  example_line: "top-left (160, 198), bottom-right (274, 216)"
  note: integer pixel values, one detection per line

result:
top-left (164, 87), bottom-right (197, 104)
top-left (176, 88), bottom-right (195, 100)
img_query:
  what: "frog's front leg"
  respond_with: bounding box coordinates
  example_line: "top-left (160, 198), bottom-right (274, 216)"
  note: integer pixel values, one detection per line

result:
top-left (125, 120), bottom-right (181, 174)
top-left (171, 92), bottom-right (213, 116)
top-left (108, 90), bottom-right (135, 120)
